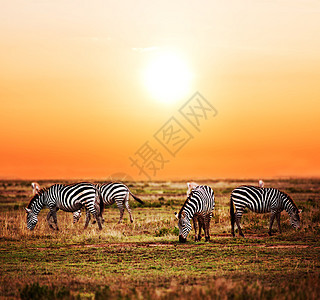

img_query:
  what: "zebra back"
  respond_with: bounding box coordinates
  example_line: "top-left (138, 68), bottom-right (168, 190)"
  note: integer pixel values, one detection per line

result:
top-left (98, 182), bottom-right (128, 204)
top-left (179, 185), bottom-right (215, 219)
top-left (58, 182), bottom-right (98, 212)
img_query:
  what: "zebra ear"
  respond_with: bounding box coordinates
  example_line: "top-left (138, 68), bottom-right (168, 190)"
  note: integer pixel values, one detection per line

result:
top-left (298, 209), bottom-right (302, 214)
top-left (25, 207), bottom-right (32, 213)
top-left (174, 212), bottom-right (179, 219)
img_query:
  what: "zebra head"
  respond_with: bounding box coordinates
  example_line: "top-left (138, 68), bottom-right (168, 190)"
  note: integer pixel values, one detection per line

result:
top-left (289, 208), bottom-right (301, 229)
top-left (25, 207), bottom-right (38, 230)
top-left (174, 211), bottom-right (191, 243)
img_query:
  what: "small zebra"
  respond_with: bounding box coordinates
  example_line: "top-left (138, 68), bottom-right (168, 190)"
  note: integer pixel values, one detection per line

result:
top-left (25, 182), bottom-right (103, 231)
top-left (73, 182), bottom-right (144, 224)
top-left (230, 185), bottom-right (301, 237)
top-left (175, 185), bottom-right (215, 243)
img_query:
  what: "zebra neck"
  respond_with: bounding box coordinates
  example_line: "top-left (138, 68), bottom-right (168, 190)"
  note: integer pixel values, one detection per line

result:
top-left (282, 194), bottom-right (296, 215)
top-left (31, 193), bottom-right (46, 215)
top-left (183, 202), bottom-right (197, 220)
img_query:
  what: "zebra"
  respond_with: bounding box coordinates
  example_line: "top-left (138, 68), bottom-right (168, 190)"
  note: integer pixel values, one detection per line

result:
top-left (73, 182), bottom-right (144, 224)
top-left (25, 182), bottom-right (103, 231)
top-left (186, 182), bottom-right (208, 242)
top-left (230, 185), bottom-right (301, 237)
top-left (175, 185), bottom-right (215, 243)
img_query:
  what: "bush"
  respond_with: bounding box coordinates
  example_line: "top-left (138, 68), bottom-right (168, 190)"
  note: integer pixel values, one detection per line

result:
top-left (20, 282), bottom-right (72, 300)
top-left (155, 227), bottom-right (179, 237)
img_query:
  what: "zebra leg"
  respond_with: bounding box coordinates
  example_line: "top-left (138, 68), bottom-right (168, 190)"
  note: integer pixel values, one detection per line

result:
top-left (268, 212), bottom-right (276, 236)
top-left (230, 197), bottom-right (236, 237)
top-left (192, 215), bottom-right (199, 242)
top-left (124, 194), bottom-right (134, 223)
top-left (204, 214), bottom-right (211, 242)
top-left (50, 209), bottom-right (59, 231)
top-left (231, 219), bottom-right (235, 237)
top-left (198, 217), bottom-right (203, 242)
top-left (93, 200), bottom-right (103, 230)
top-left (118, 205), bottom-right (125, 224)
top-left (94, 213), bottom-right (103, 230)
top-left (46, 211), bottom-right (55, 230)
top-left (235, 213), bottom-right (244, 237)
top-left (276, 212), bottom-right (282, 234)
top-left (84, 209), bottom-right (91, 229)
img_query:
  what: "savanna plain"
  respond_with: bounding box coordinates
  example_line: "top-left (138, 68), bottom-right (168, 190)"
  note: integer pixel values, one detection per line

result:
top-left (0, 178), bottom-right (320, 299)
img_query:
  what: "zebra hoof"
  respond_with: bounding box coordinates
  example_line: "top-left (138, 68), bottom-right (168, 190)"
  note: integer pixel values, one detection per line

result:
top-left (205, 237), bottom-right (210, 242)
top-left (268, 231), bottom-right (272, 236)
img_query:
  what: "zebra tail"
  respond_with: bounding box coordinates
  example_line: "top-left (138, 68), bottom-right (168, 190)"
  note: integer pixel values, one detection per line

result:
top-left (230, 196), bottom-right (235, 227)
top-left (129, 191), bottom-right (144, 204)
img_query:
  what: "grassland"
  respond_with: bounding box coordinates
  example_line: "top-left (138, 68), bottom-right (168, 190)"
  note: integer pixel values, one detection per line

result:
top-left (0, 178), bottom-right (320, 299)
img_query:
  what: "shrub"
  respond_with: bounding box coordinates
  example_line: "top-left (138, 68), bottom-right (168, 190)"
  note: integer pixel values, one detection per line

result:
top-left (20, 282), bottom-right (72, 300)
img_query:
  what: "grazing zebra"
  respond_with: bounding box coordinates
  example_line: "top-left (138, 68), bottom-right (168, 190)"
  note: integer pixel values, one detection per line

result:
top-left (31, 182), bottom-right (41, 195)
top-left (230, 185), bottom-right (301, 237)
top-left (175, 185), bottom-right (215, 243)
top-left (186, 182), bottom-right (208, 241)
top-left (73, 182), bottom-right (144, 224)
top-left (25, 182), bottom-right (103, 231)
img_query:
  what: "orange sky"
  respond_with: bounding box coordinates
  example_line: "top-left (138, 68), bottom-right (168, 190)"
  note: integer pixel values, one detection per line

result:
top-left (0, 1), bottom-right (319, 180)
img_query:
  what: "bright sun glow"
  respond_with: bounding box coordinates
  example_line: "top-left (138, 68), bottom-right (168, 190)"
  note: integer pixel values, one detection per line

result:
top-left (143, 52), bottom-right (193, 103)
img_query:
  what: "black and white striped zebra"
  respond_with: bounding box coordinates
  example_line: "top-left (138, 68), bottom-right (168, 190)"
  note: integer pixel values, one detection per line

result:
top-left (25, 182), bottom-right (103, 231)
top-left (230, 185), bottom-right (301, 237)
top-left (175, 185), bottom-right (215, 243)
top-left (73, 182), bottom-right (144, 224)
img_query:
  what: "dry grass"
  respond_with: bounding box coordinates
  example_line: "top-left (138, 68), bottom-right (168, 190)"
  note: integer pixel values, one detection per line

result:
top-left (0, 178), bottom-right (320, 299)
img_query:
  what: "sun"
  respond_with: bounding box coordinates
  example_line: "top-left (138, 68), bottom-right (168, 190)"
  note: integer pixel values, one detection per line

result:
top-left (143, 51), bottom-right (193, 104)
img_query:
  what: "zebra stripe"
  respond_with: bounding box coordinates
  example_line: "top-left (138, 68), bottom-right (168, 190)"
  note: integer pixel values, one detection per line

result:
top-left (230, 185), bottom-right (301, 237)
top-left (25, 182), bottom-right (102, 231)
top-left (175, 185), bottom-right (215, 243)
top-left (73, 182), bottom-right (144, 224)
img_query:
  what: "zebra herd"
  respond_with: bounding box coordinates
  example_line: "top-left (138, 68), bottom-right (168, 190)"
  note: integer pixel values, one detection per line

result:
top-left (26, 182), bottom-right (143, 231)
top-left (26, 181), bottom-right (301, 242)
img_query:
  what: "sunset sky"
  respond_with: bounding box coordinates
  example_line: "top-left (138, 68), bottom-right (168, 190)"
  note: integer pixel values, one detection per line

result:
top-left (1, 0), bottom-right (319, 180)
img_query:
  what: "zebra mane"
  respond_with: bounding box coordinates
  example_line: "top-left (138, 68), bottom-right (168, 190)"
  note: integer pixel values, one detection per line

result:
top-left (178, 193), bottom-right (194, 218)
top-left (27, 187), bottom-right (47, 208)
